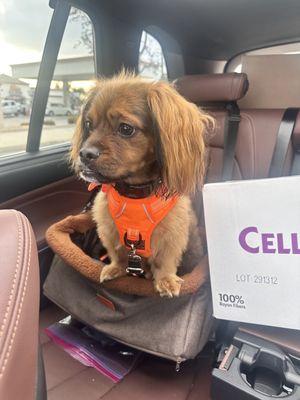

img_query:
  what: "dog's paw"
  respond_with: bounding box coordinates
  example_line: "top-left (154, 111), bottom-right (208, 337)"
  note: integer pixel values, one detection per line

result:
top-left (154, 274), bottom-right (183, 298)
top-left (100, 264), bottom-right (125, 283)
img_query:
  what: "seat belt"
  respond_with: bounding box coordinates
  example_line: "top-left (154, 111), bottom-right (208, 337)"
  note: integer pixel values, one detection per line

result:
top-left (291, 113), bottom-right (300, 175)
top-left (269, 108), bottom-right (299, 178)
top-left (291, 147), bottom-right (300, 175)
top-left (221, 101), bottom-right (241, 181)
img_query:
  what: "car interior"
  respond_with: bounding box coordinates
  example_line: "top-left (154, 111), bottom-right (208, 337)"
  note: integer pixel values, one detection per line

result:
top-left (1, 0), bottom-right (300, 399)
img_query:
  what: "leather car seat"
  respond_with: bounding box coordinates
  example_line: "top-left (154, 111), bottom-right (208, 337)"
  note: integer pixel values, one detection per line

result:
top-left (175, 73), bottom-right (297, 181)
top-left (0, 210), bottom-right (46, 400)
top-left (176, 73), bottom-right (300, 363)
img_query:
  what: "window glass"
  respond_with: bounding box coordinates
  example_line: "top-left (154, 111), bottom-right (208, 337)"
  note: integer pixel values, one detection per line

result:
top-left (227, 43), bottom-right (300, 109)
top-left (0, 3), bottom-right (95, 157)
top-left (40, 8), bottom-right (95, 149)
top-left (138, 31), bottom-right (168, 80)
top-left (0, 0), bottom-right (52, 156)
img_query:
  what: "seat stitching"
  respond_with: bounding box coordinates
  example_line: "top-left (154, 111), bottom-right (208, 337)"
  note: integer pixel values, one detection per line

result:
top-left (0, 213), bottom-right (32, 376)
top-left (0, 211), bottom-right (22, 341)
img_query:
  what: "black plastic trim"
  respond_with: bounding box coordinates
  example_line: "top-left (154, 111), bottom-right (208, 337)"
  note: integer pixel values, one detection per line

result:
top-left (0, 146), bottom-right (72, 202)
top-left (26, 0), bottom-right (71, 152)
top-left (0, 143), bottom-right (70, 169)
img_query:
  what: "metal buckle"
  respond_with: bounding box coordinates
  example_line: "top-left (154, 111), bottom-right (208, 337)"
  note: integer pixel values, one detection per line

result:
top-left (126, 244), bottom-right (145, 277)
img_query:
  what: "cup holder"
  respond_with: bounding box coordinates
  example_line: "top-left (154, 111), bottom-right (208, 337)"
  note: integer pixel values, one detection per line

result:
top-left (211, 331), bottom-right (300, 400)
top-left (241, 364), bottom-right (294, 397)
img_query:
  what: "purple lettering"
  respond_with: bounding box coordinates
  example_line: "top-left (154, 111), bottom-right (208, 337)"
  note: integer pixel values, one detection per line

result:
top-left (239, 228), bottom-right (300, 255)
top-left (239, 227), bottom-right (259, 254)
top-left (291, 233), bottom-right (300, 254)
top-left (277, 233), bottom-right (290, 254)
top-left (262, 233), bottom-right (276, 253)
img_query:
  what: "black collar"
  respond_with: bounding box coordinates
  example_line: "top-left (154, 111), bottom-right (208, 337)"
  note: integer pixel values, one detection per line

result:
top-left (114, 181), bottom-right (156, 199)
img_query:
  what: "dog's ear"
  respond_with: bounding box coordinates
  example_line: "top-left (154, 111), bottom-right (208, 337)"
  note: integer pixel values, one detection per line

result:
top-left (147, 82), bottom-right (214, 195)
top-left (69, 85), bottom-right (97, 169)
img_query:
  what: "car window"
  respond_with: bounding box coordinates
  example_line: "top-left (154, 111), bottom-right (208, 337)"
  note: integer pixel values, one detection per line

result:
top-left (40, 8), bottom-right (95, 149)
top-left (0, 0), bottom-right (53, 157)
top-left (138, 31), bottom-right (168, 80)
top-left (0, 3), bottom-right (95, 158)
top-left (227, 42), bottom-right (300, 109)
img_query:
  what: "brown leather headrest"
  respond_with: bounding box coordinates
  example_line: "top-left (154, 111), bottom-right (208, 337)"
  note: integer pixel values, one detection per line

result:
top-left (175, 73), bottom-right (249, 103)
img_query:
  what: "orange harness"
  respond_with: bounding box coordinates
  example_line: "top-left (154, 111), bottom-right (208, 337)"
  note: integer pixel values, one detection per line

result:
top-left (89, 183), bottom-right (178, 257)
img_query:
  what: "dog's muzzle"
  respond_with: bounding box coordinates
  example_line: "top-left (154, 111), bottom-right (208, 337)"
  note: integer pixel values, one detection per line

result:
top-left (79, 146), bottom-right (100, 165)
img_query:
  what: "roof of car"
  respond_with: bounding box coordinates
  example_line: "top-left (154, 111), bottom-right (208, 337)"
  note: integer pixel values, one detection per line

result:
top-left (72, 0), bottom-right (300, 60)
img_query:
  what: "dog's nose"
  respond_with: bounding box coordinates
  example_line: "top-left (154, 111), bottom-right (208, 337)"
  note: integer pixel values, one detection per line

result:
top-left (79, 147), bottom-right (100, 164)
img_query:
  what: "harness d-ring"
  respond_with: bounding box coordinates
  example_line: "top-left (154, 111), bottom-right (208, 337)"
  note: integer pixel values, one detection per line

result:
top-left (124, 232), bottom-right (143, 249)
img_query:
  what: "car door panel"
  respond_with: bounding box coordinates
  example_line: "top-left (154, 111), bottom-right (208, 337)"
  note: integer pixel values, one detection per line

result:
top-left (0, 173), bottom-right (90, 308)
top-left (0, 175), bottom-right (89, 251)
top-left (0, 147), bottom-right (73, 203)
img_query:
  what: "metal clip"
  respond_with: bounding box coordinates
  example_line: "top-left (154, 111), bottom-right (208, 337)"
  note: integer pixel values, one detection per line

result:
top-left (126, 244), bottom-right (144, 277)
top-left (175, 357), bottom-right (183, 372)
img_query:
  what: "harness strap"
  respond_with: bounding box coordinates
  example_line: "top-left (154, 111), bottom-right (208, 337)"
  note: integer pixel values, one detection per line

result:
top-left (221, 101), bottom-right (241, 181)
top-left (269, 108), bottom-right (299, 178)
top-left (105, 185), bottom-right (178, 257)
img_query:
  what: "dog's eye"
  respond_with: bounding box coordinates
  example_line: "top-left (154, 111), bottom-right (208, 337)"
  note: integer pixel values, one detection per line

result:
top-left (117, 123), bottom-right (135, 137)
top-left (84, 120), bottom-right (93, 133)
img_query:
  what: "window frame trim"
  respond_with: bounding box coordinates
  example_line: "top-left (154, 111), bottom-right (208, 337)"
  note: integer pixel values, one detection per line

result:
top-left (26, 0), bottom-right (71, 153)
top-left (224, 40), bottom-right (300, 73)
top-left (0, 143), bottom-right (70, 169)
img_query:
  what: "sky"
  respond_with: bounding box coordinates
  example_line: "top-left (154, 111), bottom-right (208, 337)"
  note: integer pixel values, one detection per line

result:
top-left (0, 0), bottom-right (166, 89)
top-left (0, 0), bottom-right (91, 77)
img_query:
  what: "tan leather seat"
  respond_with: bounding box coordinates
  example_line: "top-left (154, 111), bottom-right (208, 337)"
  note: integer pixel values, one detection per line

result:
top-left (175, 73), bottom-right (296, 182)
top-left (0, 210), bottom-right (44, 400)
top-left (176, 73), bottom-right (300, 356)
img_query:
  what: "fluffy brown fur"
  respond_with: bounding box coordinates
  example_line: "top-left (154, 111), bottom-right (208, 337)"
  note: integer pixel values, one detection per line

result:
top-left (70, 71), bottom-right (213, 297)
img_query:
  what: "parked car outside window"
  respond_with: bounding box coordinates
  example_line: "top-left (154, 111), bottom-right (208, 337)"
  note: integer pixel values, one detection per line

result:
top-left (1, 100), bottom-right (19, 116)
top-left (45, 103), bottom-right (73, 116)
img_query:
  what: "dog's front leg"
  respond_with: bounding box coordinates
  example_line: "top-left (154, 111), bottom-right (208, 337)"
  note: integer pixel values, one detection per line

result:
top-left (151, 256), bottom-right (184, 298)
top-left (150, 197), bottom-right (191, 297)
top-left (99, 240), bottom-right (127, 283)
top-left (150, 230), bottom-right (187, 297)
top-left (93, 193), bottom-right (127, 283)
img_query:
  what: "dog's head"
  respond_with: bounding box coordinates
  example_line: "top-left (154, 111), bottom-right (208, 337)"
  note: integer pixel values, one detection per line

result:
top-left (70, 71), bottom-right (214, 195)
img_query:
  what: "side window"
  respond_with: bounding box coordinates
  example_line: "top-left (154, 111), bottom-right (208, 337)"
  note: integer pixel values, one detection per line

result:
top-left (0, 0), bottom-right (52, 157)
top-left (0, 4), bottom-right (94, 158)
top-left (227, 43), bottom-right (300, 109)
top-left (138, 31), bottom-right (168, 80)
top-left (40, 8), bottom-right (95, 149)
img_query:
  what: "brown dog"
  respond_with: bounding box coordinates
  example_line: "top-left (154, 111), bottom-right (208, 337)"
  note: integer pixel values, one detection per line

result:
top-left (70, 71), bottom-right (213, 297)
